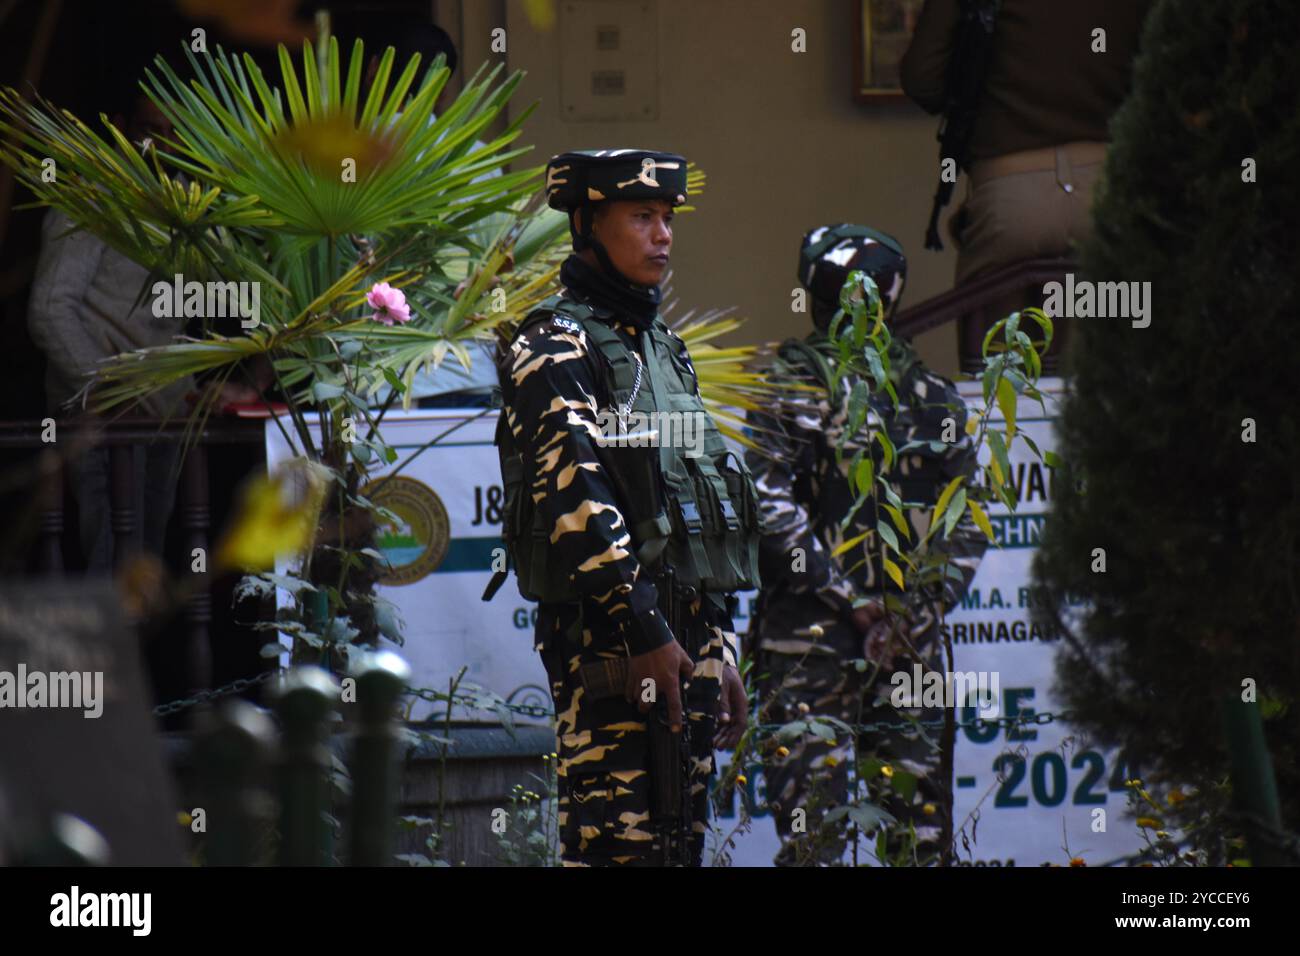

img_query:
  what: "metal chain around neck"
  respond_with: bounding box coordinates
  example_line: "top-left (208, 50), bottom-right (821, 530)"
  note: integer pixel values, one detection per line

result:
top-left (620, 352), bottom-right (644, 429)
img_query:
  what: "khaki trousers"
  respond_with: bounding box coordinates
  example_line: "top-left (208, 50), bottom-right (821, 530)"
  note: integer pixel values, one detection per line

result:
top-left (952, 142), bottom-right (1108, 371)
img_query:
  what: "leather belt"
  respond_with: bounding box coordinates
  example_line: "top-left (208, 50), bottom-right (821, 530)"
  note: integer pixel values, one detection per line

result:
top-left (969, 141), bottom-right (1109, 188)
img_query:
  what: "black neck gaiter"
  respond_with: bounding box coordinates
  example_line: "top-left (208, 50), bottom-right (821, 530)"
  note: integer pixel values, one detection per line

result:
top-left (559, 253), bottom-right (661, 330)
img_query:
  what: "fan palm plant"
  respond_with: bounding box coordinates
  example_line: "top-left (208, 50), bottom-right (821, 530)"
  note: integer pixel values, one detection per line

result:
top-left (0, 35), bottom-right (778, 667)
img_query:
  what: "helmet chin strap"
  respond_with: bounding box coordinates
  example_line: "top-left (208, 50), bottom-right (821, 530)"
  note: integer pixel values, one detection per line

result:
top-left (571, 206), bottom-right (655, 290)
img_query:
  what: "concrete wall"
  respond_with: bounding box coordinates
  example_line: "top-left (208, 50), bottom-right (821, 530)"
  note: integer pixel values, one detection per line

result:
top-left (443, 0), bottom-right (961, 377)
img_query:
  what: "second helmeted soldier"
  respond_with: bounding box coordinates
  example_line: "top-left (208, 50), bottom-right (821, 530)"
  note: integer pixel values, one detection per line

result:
top-left (746, 224), bottom-right (988, 866)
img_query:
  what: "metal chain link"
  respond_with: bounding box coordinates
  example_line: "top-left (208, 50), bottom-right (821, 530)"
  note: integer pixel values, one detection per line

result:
top-left (403, 685), bottom-right (555, 719)
top-left (151, 675), bottom-right (554, 720)
top-left (620, 353), bottom-right (645, 429)
top-left (401, 686), bottom-right (1072, 732)
top-left (151, 669), bottom-right (283, 717)
top-left (155, 679), bottom-right (1070, 731)
top-left (752, 709), bottom-right (1074, 737)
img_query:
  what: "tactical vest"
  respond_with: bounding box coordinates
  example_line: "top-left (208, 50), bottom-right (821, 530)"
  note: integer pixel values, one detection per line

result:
top-left (484, 295), bottom-right (762, 604)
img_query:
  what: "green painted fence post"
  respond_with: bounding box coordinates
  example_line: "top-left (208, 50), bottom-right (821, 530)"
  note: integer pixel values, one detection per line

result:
top-left (348, 651), bottom-right (411, 867)
top-left (272, 666), bottom-right (339, 866)
top-left (1221, 695), bottom-right (1287, 866)
top-left (10, 814), bottom-right (110, 866)
top-left (195, 700), bottom-right (276, 866)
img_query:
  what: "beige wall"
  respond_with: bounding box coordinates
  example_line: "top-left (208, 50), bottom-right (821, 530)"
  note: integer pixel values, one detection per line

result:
top-left (447, 0), bottom-right (962, 377)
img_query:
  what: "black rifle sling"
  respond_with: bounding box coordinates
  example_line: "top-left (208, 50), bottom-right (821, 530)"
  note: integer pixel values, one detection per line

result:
top-left (924, 0), bottom-right (1000, 251)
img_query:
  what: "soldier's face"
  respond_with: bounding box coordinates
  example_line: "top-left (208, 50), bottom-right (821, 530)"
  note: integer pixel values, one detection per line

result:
top-left (591, 199), bottom-right (674, 286)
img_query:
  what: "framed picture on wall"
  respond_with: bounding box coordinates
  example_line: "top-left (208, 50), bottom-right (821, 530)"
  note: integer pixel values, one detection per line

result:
top-left (853, 0), bottom-right (926, 102)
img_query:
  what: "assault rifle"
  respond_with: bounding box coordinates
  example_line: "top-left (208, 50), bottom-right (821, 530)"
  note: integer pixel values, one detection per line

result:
top-left (579, 566), bottom-right (694, 866)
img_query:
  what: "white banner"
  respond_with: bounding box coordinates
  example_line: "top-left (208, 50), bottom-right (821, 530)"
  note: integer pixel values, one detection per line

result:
top-left (713, 379), bottom-right (1145, 867)
top-left (943, 378), bottom-right (1141, 866)
top-left (265, 386), bottom-right (1143, 866)
top-left (265, 409), bottom-right (551, 722)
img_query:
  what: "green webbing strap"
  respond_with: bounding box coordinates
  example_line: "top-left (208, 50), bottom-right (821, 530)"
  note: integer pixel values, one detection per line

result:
top-left (642, 326), bottom-right (677, 479)
top-left (570, 310), bottom-right (671, 566)
top-left (642, 323), bottom-right (714, 585)
top-left (576, 314), bottom-right (639, 393)
top-left (692, 454), bottom-right (745, 588)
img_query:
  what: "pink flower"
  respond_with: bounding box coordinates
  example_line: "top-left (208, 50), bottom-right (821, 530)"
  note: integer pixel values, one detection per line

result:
top-left (366, 281), bottom-right (411, 326)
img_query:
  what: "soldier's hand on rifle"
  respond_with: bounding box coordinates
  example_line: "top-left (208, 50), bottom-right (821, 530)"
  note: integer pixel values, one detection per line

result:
top-left (862, 605), bottom-right (926, 667)
top-left (626, 640), bottom-right (694, 733)
top-left (714, 664), bottom-right (748, 750)
top-left (849, 598), bottom-right (887, 634)
top-left (863, 618), bottom-right (901, 667)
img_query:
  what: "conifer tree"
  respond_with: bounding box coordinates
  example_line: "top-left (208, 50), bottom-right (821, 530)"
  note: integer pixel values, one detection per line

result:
top-left (1033, 0), bottom-right (1300, 859)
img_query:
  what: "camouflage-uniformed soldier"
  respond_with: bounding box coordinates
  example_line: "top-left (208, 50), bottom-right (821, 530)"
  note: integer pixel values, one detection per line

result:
top-left (487, 149), bottom-right (761, 866)
top-left (746, 223), bottom-right (987, 866)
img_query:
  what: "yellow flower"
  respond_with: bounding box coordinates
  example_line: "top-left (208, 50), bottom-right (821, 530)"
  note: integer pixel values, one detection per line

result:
top-left (775, 746), bottom-right (790, 758)
top-left (880, 765), bottom-right (894, 779)
top-left (1167, 789), bottom-right (1186, 806)
top-left (825, 756), bottom-right (840, 768)
top-left (272, 114), bottom-right (397, 177)
top-left (214, 459), bottom-right (329, 572)
top-left (1136, 816), bottom-right (1162, 829)
top-left (1155, 830), bottom-right (1170, 839)
top-left (1069, 857), bottom-right (1086, 867)
top-left (735, 774), bottom-right (748, 786)
top-left (922, 803), bottom-right (937, 816)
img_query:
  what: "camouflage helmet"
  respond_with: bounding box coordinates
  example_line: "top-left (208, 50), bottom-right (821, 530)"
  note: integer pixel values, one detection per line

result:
top-left (798, 223), bottom-right (907, 316)
top-left (545, 149), bottom-right (688, 212)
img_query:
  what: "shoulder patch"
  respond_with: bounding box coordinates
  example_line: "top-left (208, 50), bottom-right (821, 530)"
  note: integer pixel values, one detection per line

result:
top-left (551, 316), bottom-right (581, 333)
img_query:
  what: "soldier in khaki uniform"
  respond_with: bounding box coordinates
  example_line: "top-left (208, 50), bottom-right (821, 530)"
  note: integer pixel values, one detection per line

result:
top-left (746, 224), bottom-right (987, 865)
top-left (901, 0), bottom-right (1151, 369)
top-left (487, 150), bottom-right (761, 866)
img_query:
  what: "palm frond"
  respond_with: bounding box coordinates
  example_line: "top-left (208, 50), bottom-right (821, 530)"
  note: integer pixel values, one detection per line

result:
top-left (1, 40), bottom-right (797, 440)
